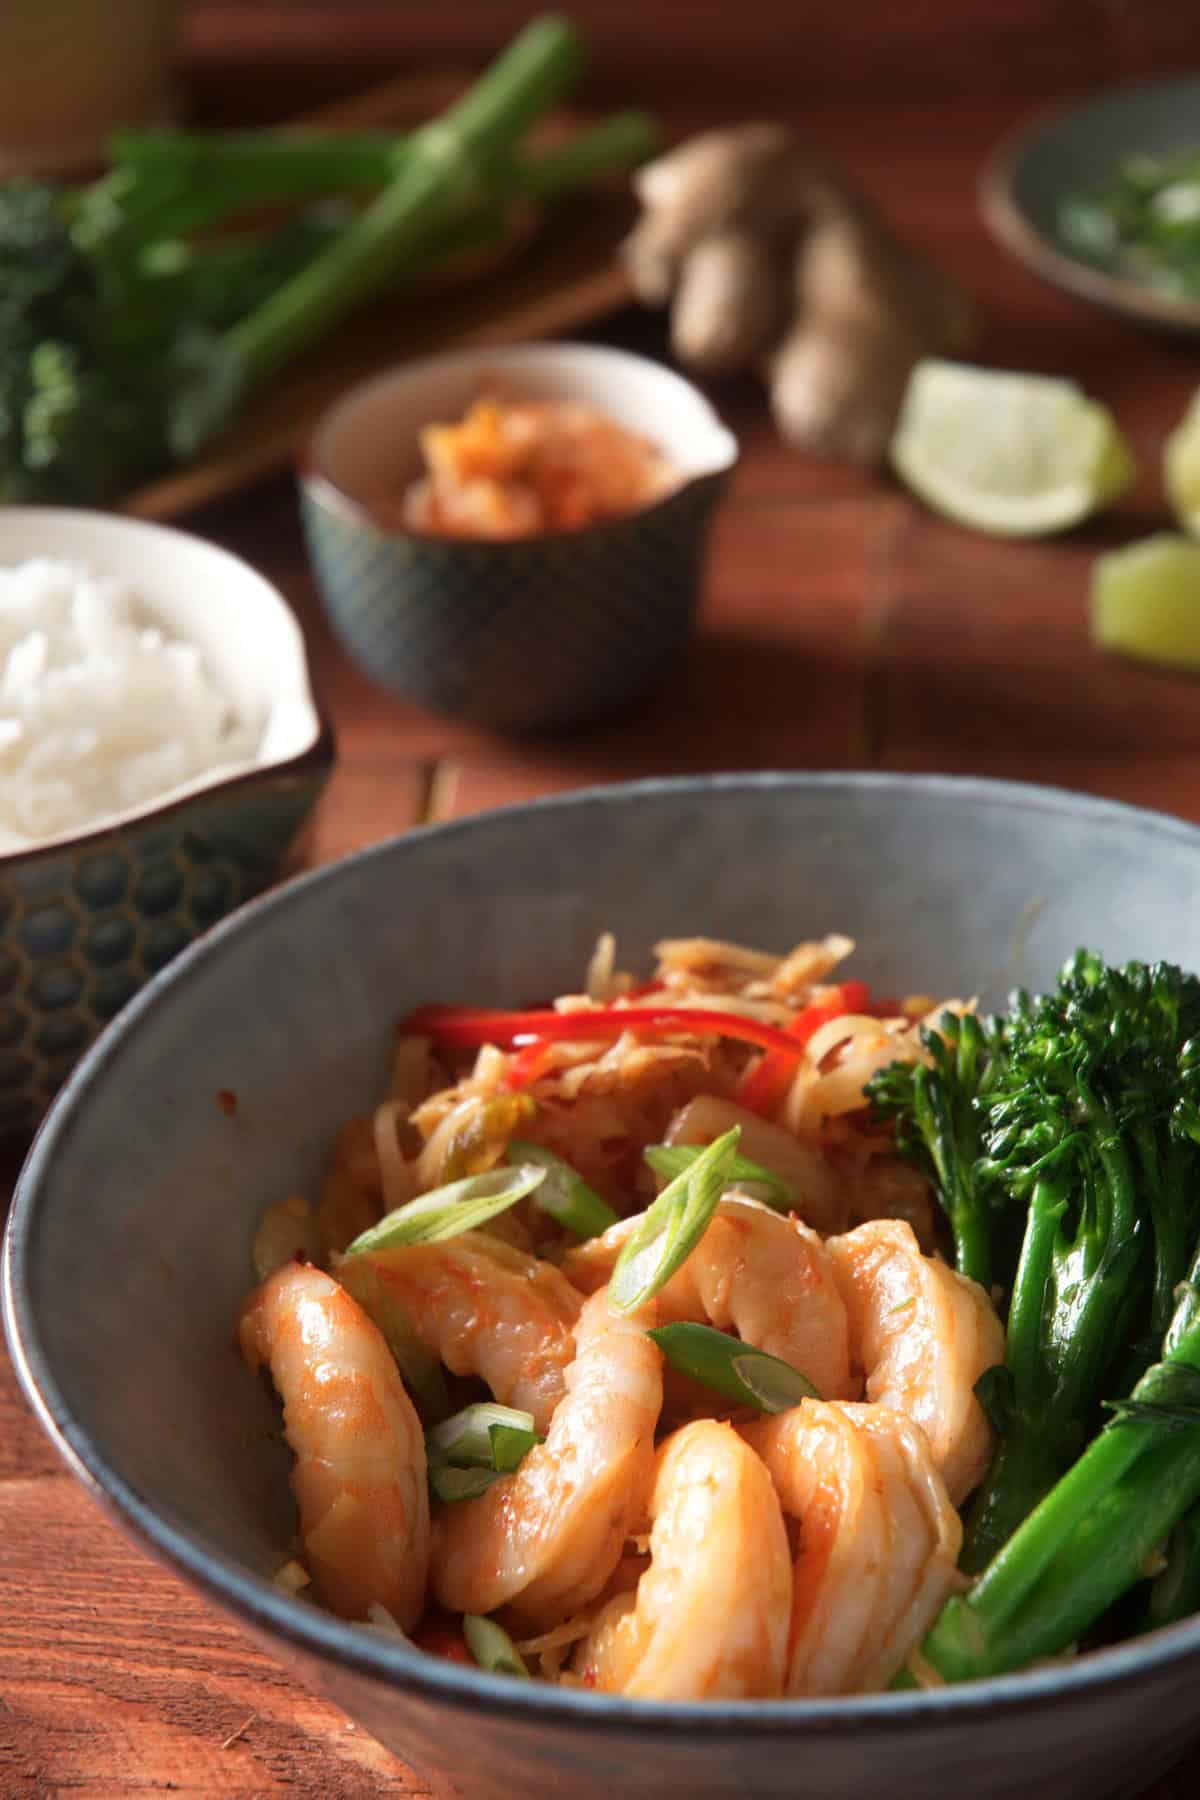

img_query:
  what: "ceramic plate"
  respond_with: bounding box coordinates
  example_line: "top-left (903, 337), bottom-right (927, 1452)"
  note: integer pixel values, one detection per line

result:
top-left (980, 76), bottom-right (1200, 331)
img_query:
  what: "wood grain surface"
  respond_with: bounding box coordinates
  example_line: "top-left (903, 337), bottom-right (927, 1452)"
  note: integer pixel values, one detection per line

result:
top-left (7, 12), bottom-right (1200, 1795)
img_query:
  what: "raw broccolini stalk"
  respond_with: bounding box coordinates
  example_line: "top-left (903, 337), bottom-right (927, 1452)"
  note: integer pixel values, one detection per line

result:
top-left (0, 17), bottom-right (659, 503)
top-left (86, 107), bottom-right (657, 250)
top-left (867, 1008), bottom-right (1007, 1289)
top-left (189, 13), bottom-right (589, 428)
top-left (894, 1238), bottom-right (1200, 1684)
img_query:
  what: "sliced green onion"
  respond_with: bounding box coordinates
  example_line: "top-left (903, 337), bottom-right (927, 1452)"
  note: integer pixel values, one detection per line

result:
top-left (344, 1164), bottom-right (546, 1255)
top-left (463, 1613), bottom-right (529, 1677)
top-left (427, 1402), bottom-right (538, 1469)
top-left (609, 1126), bottom-right (740, 1314)
top-left (426, 1402), bottom-right (540, 1501)
top-left (429, 1464), bottom-right (502, 1504)
top-left (644, 1142), bottom-right (794, 1213)
top-left (489, 1421), bottom-right (540, 1472)
top-left (335, 1256), bottom-right (449, 1416)
top-left (506, 1140), bottom-right (619, 1238)
top-left (648, 1321), bottom-right (822, 1412)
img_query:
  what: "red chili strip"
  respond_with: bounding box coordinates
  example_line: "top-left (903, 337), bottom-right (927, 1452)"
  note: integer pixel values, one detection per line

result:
top-left (401, 1001), bottom-right (817, 1058)
top-left (736, 980), bottom-right (873, 1117)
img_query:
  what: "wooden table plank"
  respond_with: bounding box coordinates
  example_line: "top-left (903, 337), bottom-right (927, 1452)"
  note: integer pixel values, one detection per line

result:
top-left (873, 509), bottom-right (1200, 760)
top-left (0, 1475), bottom-right (427, 1799)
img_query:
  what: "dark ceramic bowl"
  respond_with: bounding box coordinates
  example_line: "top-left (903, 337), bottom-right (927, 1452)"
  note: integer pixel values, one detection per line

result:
top-left (0, 508), bottom-right (332, 1134)
top-left (7, 773), bottom-right (1200, 1799)
top-left (299, 343), bottom-right (737, 733)
top-left (981, 76), bottom-right (1200, 331)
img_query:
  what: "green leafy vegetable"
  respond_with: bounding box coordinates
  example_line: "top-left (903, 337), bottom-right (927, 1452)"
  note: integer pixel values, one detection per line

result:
top-left (343, 1164), bottom-right (546, 1255)
top-left (649, 1321), bottom-right (821, 1412)
top-left (608, 1127), bottom-right (740, 1313)
top-left (1060, 150), bottom-right (1200, 299)
top-left (878, 951), bottom-right (1200, 1685)
top-left (871, 952), bottom-right (1200, 1574)
top-left (643, 1142), bottom-right (794, 1212)
top-left (0, 19), bottom-right (659, 503)
top-left (868, 1008), bottom-right (1006, 1287)
top-left (463, 1614), bottom-right (529, 1677)
top-left (506, 1140), bottom-right (618, 1238)
top-left (962, 953), bottom-right (1200, 1570)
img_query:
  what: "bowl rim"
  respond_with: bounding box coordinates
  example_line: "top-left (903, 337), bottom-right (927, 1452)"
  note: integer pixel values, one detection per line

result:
top-left (978, 74), bottom-right (1200, 330)
top-left (0, 507), bottom-right (335, 867)
top-left (8, 768), bottom-right (1200, 1734)
top-left (297, 339), bottom-right (739, 545)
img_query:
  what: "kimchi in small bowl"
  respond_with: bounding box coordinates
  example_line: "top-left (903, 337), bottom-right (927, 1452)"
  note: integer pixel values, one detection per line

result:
top-left (299, 343), bottom-right (738, 733)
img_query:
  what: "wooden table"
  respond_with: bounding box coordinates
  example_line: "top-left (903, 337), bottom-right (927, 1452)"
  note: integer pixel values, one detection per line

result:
top-left (5, 60), bottom-right (1200, 1797)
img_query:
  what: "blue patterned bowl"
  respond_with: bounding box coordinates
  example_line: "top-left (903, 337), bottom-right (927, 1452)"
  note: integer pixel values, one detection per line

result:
top-left (0, 508), bottom-right (333, 1135)
top-left (299, 343), bottom-right (737, 733)
top-left (12, 777), bottom-right (1200, 1799)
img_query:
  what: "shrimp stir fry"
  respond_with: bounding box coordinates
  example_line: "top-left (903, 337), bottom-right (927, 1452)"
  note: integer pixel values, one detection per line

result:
top-left (239, 930), bottom-right (1005, 1698)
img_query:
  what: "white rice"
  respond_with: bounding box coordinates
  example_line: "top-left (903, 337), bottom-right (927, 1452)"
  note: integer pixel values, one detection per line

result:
top-left (0, 558), bottom-right (262, 848)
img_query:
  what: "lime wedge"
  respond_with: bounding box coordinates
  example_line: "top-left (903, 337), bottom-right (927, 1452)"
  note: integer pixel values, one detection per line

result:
top-left (1164, 390), bottom-right (1200, 533)
top-left (891, 360), bottom-right (1136, 537)
top-left (1091, 534), bottom-right (1200, 670)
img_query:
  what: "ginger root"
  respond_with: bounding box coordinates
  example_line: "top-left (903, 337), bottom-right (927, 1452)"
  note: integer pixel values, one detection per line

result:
top-left (622, 123), bottom-right (975, 464)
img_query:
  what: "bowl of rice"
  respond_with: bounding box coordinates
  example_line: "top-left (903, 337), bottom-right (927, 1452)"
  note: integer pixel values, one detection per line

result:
top-left (0, 507), bottom-right (332, 1136)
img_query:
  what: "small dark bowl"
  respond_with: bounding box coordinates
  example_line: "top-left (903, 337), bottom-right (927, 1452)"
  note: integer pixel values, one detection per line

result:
top-left (299, 343), bottom-right (737, 733)
top-left (0, 508), bottom-right (333, 1133)
top-left (8, 773), bottom-right (1200, 1797)
top-left (981, 75), bottom-right (1200, 331)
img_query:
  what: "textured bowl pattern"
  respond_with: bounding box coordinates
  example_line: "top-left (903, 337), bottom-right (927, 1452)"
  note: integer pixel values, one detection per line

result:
top-left (301, 471), bottom-right (727, 732)
top-left (10, 774), bottom-right (1200, 1800)
top-left (300, 342), bottom-right (737, 733)
top-left (0, 765), bottom-right (327, 1135)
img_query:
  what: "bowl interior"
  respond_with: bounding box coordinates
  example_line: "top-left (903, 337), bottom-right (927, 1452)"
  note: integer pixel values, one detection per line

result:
top-left (10, 774), bottom-right (1200, 1753)
top-left (306, 341), bottom-right (738, 513)
top-left (0, 509), bottom-right (322, 836)
top-left (983, 76), bottom-right (1200, 328)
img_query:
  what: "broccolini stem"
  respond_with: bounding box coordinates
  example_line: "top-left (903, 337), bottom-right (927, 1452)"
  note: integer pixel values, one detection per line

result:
top-left (1142, 1501), bottom-right (1200, 1631)
top-left (226, 15), bottom-right (584, 386)
top-left (898, 1425), bottom-right (1200, 1684)
top-left (964, 1175), bottom-right (1065, 1573)
top-left (109, 126), bottom-right (405, 199)
top-left (1003, 1176), bottom-right (1064, 1404)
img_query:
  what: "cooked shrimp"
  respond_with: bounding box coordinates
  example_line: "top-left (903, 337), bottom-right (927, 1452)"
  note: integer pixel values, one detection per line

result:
top-left (238, 1261), bottom-right (430, 1627)
top-left (341, 1231), bottom-right (583, 1433)
top-left (827, 1218), bottom-right (1004, 1505)
top-left (664, 1095), bottom-right (843, 1234)
top-left (563, 1194), bottom-right (855, 1401)
top-left (742, 1400), bottom-right (962, 1694)
top-left (432, 1287), bottom-right (663, 1629)
top-left (572, 1419), bottom-right (792, 1698)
